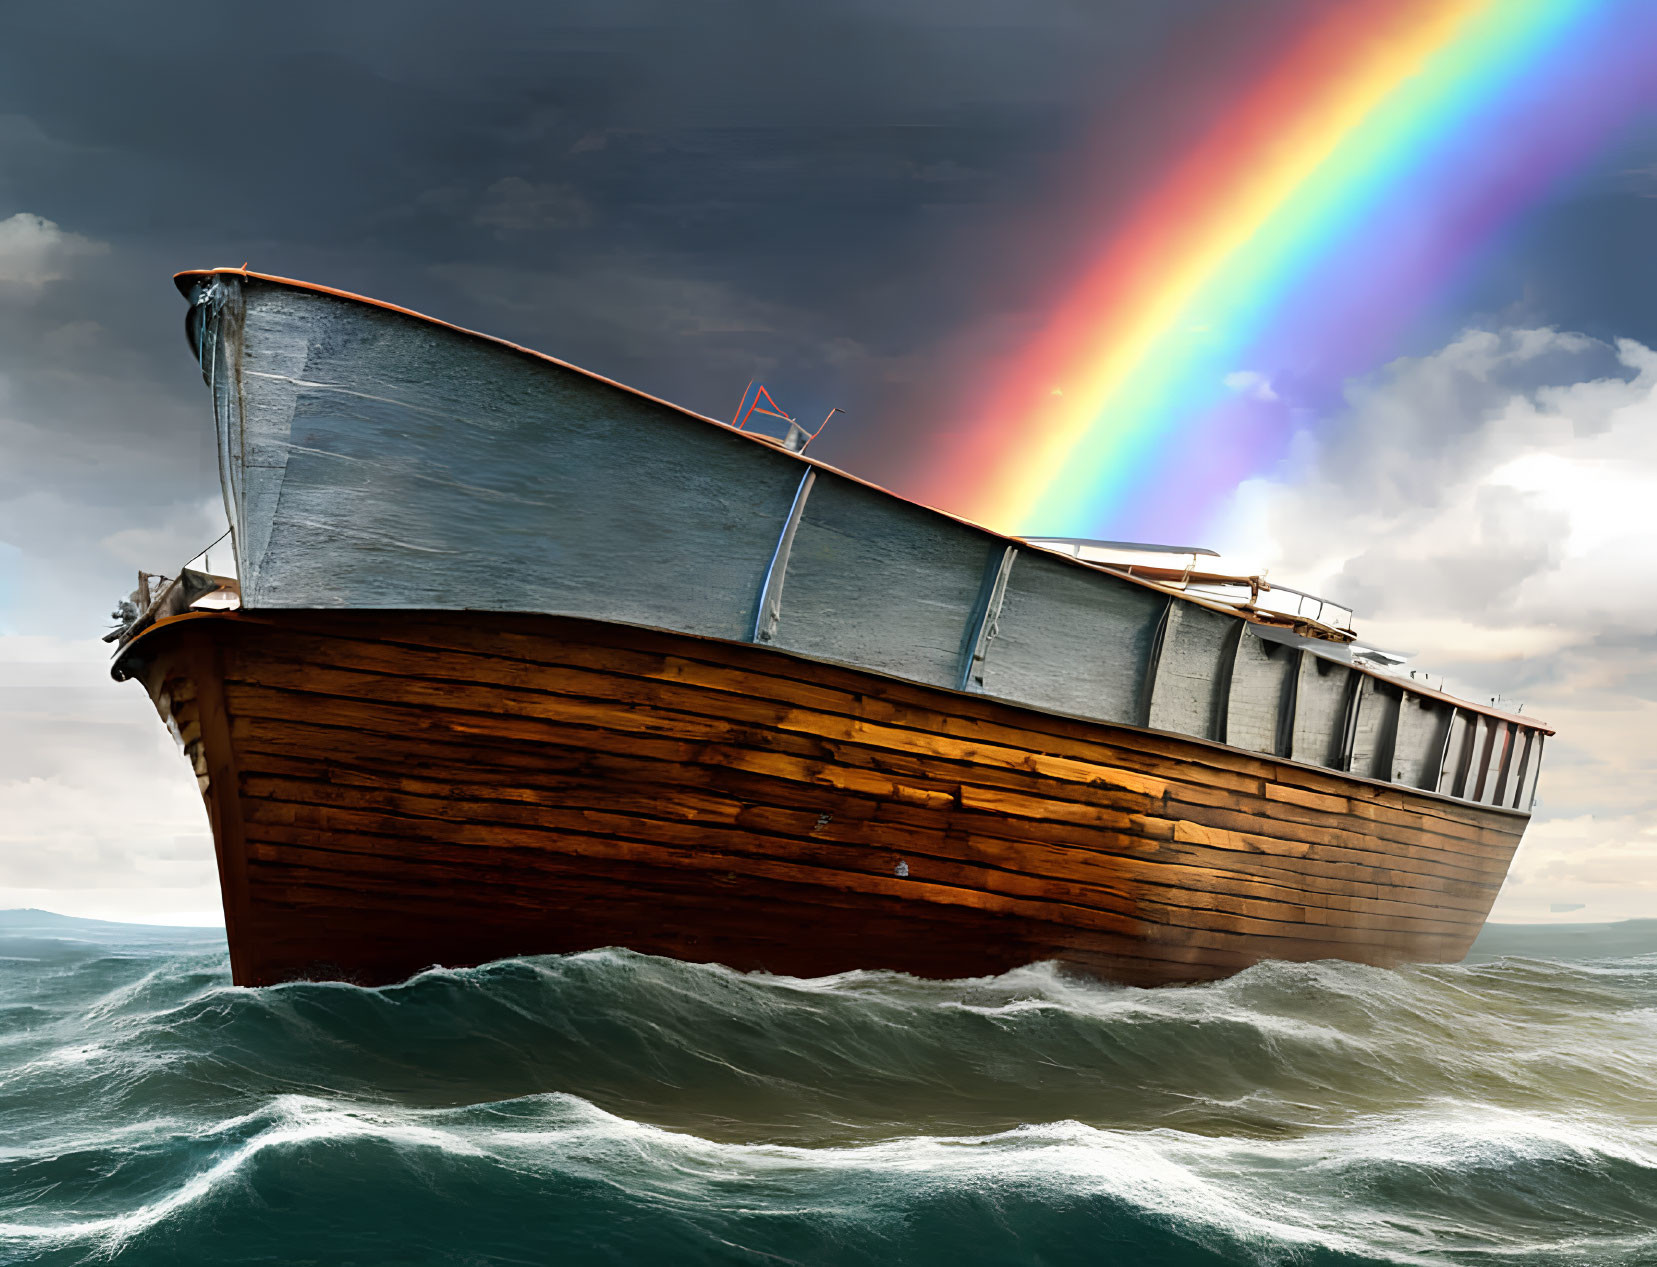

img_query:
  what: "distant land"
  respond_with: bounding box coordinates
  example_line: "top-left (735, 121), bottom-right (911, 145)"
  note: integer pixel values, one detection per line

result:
top-left (1466, 918), bottom-right (1657, 963)
top-left (0, 908), bottom-right (220, 931)
top-left (0, 908), bottom-right (225, 947)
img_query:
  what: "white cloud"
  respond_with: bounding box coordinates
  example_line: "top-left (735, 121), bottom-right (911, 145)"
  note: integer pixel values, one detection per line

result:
top-left (0, 634), bottom-right (221, 924)
top-left (99, 497), bottom-right (228, 572)
top-left (1497, 812), bottom-right (1657, 923)
top-left (0, 212), bottom-right (107, 287)
top-left (1210, 327), bottom-right (1657, 923)
top-left (0, 212), bottom-right (224, 923)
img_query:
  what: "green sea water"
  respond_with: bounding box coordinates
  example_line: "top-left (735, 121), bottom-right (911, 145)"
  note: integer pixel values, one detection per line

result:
top-left (1, 909), bottom-right (1653, 1265)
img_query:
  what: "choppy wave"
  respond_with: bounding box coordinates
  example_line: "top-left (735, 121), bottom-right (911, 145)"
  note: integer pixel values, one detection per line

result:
top-left (1, 909), bottom-right (1654, 1266)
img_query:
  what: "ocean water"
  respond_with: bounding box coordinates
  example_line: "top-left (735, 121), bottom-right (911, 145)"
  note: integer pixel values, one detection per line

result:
top-left (2, 911), bottom-right (1654, 1266)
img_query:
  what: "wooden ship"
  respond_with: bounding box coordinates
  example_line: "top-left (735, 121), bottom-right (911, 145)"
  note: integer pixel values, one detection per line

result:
top-left (110, 268), bottom-right (1549, 988)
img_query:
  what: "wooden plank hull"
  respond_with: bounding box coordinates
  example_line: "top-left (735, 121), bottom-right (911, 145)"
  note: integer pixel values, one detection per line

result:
top-left (118, 609), bottom-right (1528, 988)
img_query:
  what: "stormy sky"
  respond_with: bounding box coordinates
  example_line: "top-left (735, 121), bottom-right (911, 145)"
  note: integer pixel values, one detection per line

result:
top-left (4, 0), bottom-right (1657, 925)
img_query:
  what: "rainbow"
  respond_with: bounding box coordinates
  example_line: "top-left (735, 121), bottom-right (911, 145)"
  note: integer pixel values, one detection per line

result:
top-left (921, 0), bottom-right (1657, 541)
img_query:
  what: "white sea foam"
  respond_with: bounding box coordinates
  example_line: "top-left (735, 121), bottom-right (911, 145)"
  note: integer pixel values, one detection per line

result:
top-left (0, 1096), bottom-right (489, 1252)
top-left (6, 1089), bottom-right (1652, 1262)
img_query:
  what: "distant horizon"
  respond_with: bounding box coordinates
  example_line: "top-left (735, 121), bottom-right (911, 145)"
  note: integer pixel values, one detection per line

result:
top-left (6, 906), bottom-right (1654, 934)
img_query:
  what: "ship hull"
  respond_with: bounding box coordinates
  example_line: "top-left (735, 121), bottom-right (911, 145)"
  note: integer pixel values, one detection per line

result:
top-left (120, 609), bottom-right (1527, 988)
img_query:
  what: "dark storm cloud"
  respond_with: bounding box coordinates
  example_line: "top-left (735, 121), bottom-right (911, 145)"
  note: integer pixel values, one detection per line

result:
top-left (1451, 126), bottom-right (1657, 352)
top-left (1, 1), bottom-right (1169, 306)
top-left (4, 0), bottom-right (1654, 636)
top-left (0, 0), bottom-right (1293, 634)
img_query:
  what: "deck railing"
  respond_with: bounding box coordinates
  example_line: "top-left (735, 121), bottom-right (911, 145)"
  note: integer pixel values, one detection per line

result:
top-left (1252, 583), bottom-right (1354, 634)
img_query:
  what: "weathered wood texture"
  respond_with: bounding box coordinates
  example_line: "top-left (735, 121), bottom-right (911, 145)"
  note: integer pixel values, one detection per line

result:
top-left (176, 271), bottom-right (1548, 811)
top-left (122, 609), bottom-right (1529, 989)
